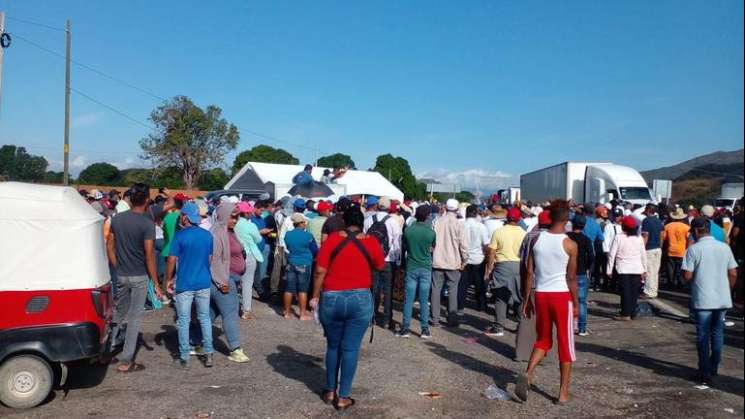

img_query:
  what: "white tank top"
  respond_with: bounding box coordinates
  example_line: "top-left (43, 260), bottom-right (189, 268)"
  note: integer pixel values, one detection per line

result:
top-left (533, 231), bottom-right (570, 292)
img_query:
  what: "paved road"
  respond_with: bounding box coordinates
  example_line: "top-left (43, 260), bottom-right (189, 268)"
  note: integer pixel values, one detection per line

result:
top-left (2, 291), bottom-right (743, 419)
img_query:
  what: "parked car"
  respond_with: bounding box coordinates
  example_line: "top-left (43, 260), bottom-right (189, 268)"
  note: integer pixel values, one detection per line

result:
top-left (0, 182), bottom-right (112, 409)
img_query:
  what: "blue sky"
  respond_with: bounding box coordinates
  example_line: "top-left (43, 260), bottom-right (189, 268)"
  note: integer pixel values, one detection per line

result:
top-left (0, 0), bottom-right (742, 190)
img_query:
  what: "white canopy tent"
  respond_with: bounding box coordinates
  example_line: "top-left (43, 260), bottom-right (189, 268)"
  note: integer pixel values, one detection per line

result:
top-left (0, 182), bottom-right (110, 291)
top-left (226, 162), bottom-right (405, 201)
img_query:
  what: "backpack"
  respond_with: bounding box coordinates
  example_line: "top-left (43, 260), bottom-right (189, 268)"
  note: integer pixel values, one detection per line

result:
top-left (368, 214), bottom-right (391, 257)
top-left (328, 229), bottom-right (377, 343)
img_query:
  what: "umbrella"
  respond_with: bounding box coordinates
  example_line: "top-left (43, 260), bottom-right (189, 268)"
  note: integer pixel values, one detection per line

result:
top-left (288, 181), bottom-right (334, 199)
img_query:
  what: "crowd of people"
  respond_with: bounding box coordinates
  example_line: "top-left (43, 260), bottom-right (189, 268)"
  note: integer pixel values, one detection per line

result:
top-left (83, 181), bottom-right (744, 410)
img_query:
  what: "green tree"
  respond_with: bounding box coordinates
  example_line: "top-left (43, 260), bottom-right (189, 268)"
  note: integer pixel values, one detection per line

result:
top-left (0, 145), bottom-right (49, 182)
top-left (140, 96), bottom-right (239, 189)
top-left (153, 166), bottom-right (186, 189)
top-left (78, 162), bottom-right (120, 185)
top-left (198, 168), bottom-right (230, 190)
top-left (44, 171), bottom-right (64, 184)
top-left (117, 168), bottom-right (154, 186)
top-left (434, 190), bottom-right (476, 203)
top-left (232, 145), bottom-right (299, 173)
top-left (317, 153), bottom-right (356, 169)
top-left (373, 154), bottom-right (427, 200)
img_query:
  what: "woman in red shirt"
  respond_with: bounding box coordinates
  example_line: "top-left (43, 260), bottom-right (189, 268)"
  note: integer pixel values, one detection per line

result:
top-left (310, 206), bottom-right (385, 411)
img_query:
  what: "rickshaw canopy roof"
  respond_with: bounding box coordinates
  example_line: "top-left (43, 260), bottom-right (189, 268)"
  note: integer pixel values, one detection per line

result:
top-left (0, 182), bottom-right (110, 291)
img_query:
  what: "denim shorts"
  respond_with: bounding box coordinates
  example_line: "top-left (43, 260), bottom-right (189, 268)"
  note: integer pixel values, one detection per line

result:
top-left (285, 264), bottom-right (311, 294)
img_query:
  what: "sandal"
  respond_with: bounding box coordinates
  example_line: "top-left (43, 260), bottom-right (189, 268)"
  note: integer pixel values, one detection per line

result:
top-left (334, 397), bottom-right (356, 411)
top-left (117, 362), bottom-right (146, 373)
top-left (321, 390), bottom-right (335, 405)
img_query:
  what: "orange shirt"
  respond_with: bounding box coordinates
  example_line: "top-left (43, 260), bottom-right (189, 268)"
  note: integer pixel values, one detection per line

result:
top-left (663, 221), bottom-right (690, 258)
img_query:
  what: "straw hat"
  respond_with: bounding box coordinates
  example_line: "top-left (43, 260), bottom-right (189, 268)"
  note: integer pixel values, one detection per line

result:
top-left (670, 208), bottom-right (686, 220)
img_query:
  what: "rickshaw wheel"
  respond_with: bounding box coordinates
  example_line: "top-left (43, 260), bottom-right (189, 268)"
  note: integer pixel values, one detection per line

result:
top-left (0, 355), bottom-right (53, 409)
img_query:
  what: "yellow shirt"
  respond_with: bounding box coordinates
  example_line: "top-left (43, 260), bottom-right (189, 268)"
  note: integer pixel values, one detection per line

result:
top-left (489, 224), bottom-right (526, 263)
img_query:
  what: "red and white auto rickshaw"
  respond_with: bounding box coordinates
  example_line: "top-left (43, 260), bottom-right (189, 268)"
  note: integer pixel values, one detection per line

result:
top-left (0, 182), bottom-right (112, 408)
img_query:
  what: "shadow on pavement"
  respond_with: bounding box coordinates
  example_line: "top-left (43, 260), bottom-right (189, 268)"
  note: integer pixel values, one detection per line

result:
top-left (266, 345), bottom-right (325, 395)
top-left (576, 341), bottom-right (745, 397)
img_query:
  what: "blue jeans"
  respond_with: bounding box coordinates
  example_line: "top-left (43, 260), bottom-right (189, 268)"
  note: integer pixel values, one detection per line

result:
top-left (285, 264), bottom-right (311, 295)
top-left (402, 268), bottom-right (432, 332)
top-left (693, 309), bottom-right (726, 379)
top-left (257, 245), bottom-right (270, 281)
top-left (174, 288), bottom-right (214, 361)
top-left (577, 274), bottom-right (589, 333)
top-left (319, 289), bottom-right (373, 398)
top-left (209, 277), bottom-right (242, 351)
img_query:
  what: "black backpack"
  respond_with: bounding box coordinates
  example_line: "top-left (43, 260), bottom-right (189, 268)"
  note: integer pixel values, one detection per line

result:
top-left (367, 214), bottom-right (391, 257)
top-left (328, 229), bottom-right (378, 343)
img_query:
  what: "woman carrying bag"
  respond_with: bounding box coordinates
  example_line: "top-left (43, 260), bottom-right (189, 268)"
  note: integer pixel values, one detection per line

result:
top-left (309, 206), bottom-right (385, 411)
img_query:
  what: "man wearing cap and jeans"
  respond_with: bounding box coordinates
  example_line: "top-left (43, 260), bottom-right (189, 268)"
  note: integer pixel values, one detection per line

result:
top-left (166, 202), bottom-right (215, 369)
top-left (431, 199), bottom-right (469, 327)
top-left (641, 204), bottom-right (664, 298)
top-left (683, 217), bottom-right (738, 385)
top-left (484, 207), bottom-right (526, 336)
top-left (364, 197), bottom-right (402, 330)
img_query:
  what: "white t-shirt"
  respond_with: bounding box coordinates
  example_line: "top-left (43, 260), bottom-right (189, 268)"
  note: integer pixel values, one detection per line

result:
top-left (465, 218), bottom-right (490, 265)
top-left (483, 217), bottom-right (504, 239)
top-left (533, 232), bottom-right (570, 292)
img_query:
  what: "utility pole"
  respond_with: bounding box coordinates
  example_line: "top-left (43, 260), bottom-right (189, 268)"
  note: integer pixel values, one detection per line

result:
top-left (63, 19), bottom-right (71, 185)
top-left (0, 11), bottom-right (6, 116)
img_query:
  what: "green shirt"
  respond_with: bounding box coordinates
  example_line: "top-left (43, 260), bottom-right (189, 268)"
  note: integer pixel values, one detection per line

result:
top-left (307, 215), bottom-right (328, 247)
top-left (404, 222), bottom-right (436, 271)
top-left (161, 210), bottom-right (180, 258)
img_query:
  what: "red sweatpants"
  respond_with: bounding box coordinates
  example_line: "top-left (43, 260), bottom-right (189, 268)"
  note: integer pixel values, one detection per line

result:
top-left (534, 291), bottom-right (576, 363)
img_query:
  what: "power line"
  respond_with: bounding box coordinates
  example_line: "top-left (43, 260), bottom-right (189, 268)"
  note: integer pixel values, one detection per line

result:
top-left (6, 16), bottom-right (65, 32)
top-left (71, 87), bottom-right (154, 130)
top-left (10, 32), bottom-right (333, 159)
top-left (11, 33), bottom-right (167, 101)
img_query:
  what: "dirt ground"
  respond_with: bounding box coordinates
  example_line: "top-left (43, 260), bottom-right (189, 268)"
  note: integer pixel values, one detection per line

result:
top-left (1, 290), bottom-right (743, 419)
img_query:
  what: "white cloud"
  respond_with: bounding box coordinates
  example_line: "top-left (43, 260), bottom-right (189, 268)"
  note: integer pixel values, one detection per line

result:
top-left (111, 157), bottom-right (138, 170)
top-left (72, 113), bottom-right (103, 128)
top-left (417, 168), bottom-right (517, 192)
top-left (70, 155), bottom-right (88, 169)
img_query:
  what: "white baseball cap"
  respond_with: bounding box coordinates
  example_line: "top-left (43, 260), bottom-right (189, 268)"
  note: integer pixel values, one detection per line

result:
top-left (446, 198), bottom-right (459, 211)
top-left (701, 205), bottom-right (715, 217)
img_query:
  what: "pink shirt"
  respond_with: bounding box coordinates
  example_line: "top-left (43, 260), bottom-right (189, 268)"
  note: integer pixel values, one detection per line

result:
top-left (607, 234), bottom-right (648, 275)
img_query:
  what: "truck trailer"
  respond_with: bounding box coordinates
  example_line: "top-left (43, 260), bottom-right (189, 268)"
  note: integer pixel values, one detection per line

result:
top-left (520, 162), bottom-right (653, 206)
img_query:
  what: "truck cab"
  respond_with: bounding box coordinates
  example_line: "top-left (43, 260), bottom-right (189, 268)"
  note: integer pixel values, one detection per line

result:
top-left (585, 164), bottom-right (654, 206)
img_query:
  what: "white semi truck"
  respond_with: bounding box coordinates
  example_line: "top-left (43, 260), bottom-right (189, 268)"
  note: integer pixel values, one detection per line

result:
top-left (520, 162), bottom-right (654, 206)
top-left (714, 182), bottom-right (743, 209)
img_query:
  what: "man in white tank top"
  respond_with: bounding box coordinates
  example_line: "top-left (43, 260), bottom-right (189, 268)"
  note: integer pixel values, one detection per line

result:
top-left (516, 202), bottom-right (579, 405)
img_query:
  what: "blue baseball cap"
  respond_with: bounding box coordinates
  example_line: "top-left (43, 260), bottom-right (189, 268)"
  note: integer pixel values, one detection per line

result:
top-left (293, 198), bottom-right (306, 210)
top-left (181, 202), bottom-right (201, 224)
top-left (366, 196), bottom-right (379, 208)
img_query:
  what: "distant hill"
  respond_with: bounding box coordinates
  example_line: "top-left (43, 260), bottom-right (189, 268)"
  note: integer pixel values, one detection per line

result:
top-left (642, 149), bottom-right (744, 206)
top-left (641, 149), bottom-right (743, 183)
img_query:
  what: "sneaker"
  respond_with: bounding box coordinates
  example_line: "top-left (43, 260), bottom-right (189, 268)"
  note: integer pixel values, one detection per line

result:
top-left (173, 359), bottom-right (190, 370)
top-left (485, 325), bottom-right (504, 337)
top-left (228, 348), bottom-right (250, 363)
top-left (204, 353), bottom-right (214, 368)
top-left (724, 321), bottom-right (735, 327)
top-left (420, 329), bottom-right (432, 340)
top-left (578, 331), bottom-right (590, 337)
top-left (396, 329), bottom-right (411, 338)
top-left (189, 346), bottom-right (205, 356)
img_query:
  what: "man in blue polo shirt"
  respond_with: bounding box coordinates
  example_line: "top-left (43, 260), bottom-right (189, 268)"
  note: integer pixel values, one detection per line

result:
top-left (683, 217), bottom-right (738, 385)
top-left (166, 202), bottom-right (215, 370)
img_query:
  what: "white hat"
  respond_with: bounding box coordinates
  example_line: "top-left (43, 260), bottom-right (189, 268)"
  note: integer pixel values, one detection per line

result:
top-left (701, 205), bottom-right (715, 217)
top-left (446, 199), bottom-right (459, 211)
top-left (378, 197), bottom-right (391, 210)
